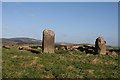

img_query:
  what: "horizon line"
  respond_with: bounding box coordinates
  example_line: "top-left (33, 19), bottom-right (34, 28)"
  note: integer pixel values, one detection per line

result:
top-left (1, 37), bottom-right (119, 47)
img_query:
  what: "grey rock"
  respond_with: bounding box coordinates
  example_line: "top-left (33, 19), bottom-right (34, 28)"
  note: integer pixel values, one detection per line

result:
top-left (42, 29), bottom-right (55, 53)
top-left (95, 37), bottom-right (106, 55)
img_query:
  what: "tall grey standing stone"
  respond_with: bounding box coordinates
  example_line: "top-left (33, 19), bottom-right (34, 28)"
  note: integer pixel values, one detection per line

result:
top-left (42, 29), bottom-right (55, 53)
top-left (95, 37), bottom-right (106, 55)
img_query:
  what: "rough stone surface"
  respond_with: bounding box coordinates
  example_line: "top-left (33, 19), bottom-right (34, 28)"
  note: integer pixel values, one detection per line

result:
top-left (19, 46), bottom-right (31, 50)
top-left (60, 46), bottom-right (66, 50)
top-left (42, 29), bottom-right (55, 53)
top-left (95, 37), bottom-right (106, 55)
top-left (3, 43), bottom-right (19, 49)
top-left (72, 46), bottom-right (79, 49)
top-left (64, 46), bottom-right (70, 50)
top-left (111, 51), bottom-right (117, 56)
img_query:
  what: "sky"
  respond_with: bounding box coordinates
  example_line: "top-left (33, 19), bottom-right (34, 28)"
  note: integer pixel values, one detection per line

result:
top-left (2, 2), bottom-right (118, 46)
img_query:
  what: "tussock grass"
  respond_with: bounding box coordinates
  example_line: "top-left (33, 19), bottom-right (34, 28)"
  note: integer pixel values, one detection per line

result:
top-left (2, 48), bottom-right (119, 78)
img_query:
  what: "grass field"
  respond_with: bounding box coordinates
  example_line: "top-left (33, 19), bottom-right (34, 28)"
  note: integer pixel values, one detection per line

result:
top-left (2, 48), bottom-right (119, 78)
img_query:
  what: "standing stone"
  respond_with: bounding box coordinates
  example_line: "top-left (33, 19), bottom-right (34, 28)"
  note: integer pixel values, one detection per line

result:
top-left (95, 37), bottom-right (106, 55)
top-left (42, 29), bottom-right (55, 53)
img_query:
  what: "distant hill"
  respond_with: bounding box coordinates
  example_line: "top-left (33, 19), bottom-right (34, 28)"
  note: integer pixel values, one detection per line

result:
top-left (1, 38), bottom-right (42, 45)
top-left (1, 38), bottom-right (75, 45)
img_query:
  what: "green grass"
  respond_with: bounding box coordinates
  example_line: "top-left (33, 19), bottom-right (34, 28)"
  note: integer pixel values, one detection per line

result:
top-left (2, 48), bottom-right (119, 78)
